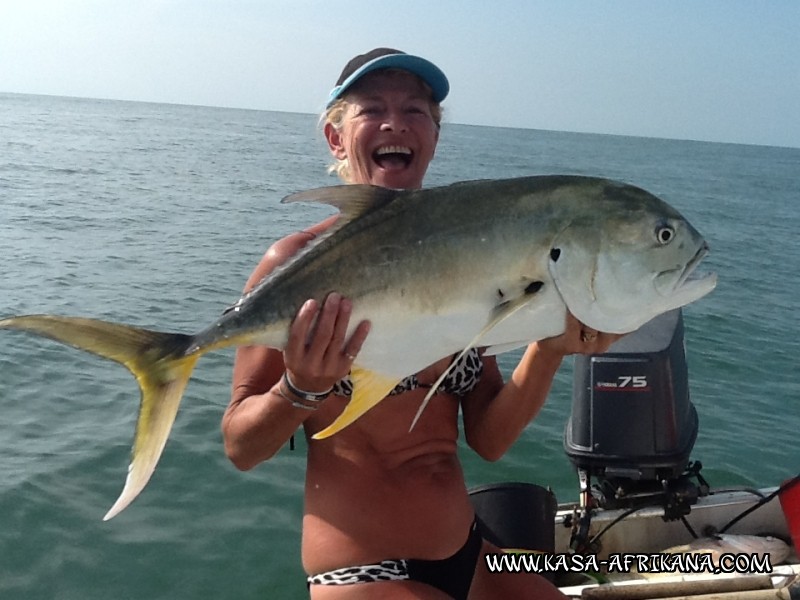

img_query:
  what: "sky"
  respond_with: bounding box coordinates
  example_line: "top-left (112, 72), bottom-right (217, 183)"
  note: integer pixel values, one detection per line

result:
top-left (2, 1), bottom-right (799, 148)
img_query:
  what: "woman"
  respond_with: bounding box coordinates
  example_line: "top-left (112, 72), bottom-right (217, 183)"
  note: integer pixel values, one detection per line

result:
top-left (222, 48), bottom-right (617, 599)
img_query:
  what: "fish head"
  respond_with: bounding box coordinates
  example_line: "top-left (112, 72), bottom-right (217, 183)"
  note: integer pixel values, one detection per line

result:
top-left (548, 182), bottom-right (717, 334)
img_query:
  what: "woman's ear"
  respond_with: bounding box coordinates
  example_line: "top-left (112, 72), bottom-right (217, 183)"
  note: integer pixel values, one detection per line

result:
top-left (324, 122), bottom-right (347, 160)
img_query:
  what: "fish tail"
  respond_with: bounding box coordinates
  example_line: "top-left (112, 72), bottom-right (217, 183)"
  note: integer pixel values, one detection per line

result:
top-left (0, 315), bottom-right (200, 520)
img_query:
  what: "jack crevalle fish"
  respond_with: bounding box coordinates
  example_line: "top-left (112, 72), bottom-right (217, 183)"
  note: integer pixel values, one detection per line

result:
top-left (0, 175), bottom-right (717, 519)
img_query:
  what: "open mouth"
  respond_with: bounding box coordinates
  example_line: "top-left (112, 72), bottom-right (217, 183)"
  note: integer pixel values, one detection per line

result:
top-left (373, 145), bottom-right (413, 169)
top-left (676, 242), bottom-right (710, 289)
top-left (655, 242), bottom-right (716, 299)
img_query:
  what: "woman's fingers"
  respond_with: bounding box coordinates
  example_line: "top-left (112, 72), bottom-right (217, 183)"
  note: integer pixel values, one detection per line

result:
top-left (284, 294), bottom-right (371, 390)
top-left (538, 313), bottom-right (624, 357)
top-left (343, 319), bottom-right (371, 363)
top-left (285, 298), bottom-right (319, 359)
top-left (303, 293), bottom-right (342, 362)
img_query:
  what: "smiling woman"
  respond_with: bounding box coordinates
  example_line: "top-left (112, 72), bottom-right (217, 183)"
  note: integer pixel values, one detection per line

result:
top-left (220, 47), bottom-right (621, 600)
top-left (323, 69), bottom-right (440, 190)
top-left (320, 48), bottom-right (445, 188)
top-left (4, 85), bottom-right (794, 600)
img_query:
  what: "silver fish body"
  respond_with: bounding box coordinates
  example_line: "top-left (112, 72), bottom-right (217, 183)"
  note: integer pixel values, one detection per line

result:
top-left (201, 176), bottom-right (713, 377)
top-left (0, 175), bottom-right (717, 519)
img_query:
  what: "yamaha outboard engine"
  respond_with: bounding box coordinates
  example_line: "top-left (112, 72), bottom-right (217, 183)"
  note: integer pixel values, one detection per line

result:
top-left (564, 310), bottom-right (706, 536)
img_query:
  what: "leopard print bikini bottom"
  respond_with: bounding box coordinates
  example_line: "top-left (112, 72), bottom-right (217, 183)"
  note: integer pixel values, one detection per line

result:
top-left (307, 520), bottom-right (482, 600)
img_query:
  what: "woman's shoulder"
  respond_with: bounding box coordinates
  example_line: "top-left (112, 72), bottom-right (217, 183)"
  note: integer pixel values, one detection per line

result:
top-left (244, 215), bottom-right (339, 292)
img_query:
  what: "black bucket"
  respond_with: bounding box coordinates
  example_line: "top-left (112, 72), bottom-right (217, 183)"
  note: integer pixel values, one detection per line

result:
top-left (469, 482), bottom-right (557, 554)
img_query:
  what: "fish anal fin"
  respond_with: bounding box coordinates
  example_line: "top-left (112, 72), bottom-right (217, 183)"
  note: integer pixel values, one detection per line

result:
top-left (312, 367), bottom-right (400, 440)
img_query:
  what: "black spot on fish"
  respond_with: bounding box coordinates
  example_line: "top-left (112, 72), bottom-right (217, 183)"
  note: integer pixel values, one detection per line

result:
top-left (550, 248), bottom-right (561, 262)
top-left (497, 289), bottom-right (505, 299)
top-left (524, 281), bottom-right (543, 294)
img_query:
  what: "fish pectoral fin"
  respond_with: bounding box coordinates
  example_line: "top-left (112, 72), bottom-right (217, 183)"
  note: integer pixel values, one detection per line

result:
top-left (0, 315), bottom-right (200, 520)
top-left (483, 341), bottom-right (528, 356)
top-left (311, 367), bottom-right (401, 440)
top-left (483, 280), bottom-right (545, 337)
top-left (408, 281), bottom-right (545, 431)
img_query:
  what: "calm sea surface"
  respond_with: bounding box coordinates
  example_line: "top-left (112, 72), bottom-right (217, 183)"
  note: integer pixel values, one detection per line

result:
top-left (1, 92), bottom-right (798, 599)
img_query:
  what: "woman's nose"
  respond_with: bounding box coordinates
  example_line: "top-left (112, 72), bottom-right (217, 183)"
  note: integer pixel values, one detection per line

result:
top-left (380, 110), bottom-right (408, 132)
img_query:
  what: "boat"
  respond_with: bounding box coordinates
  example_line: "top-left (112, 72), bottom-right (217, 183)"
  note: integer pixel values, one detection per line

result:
top-left (468, 309), bottom-right (800, 599)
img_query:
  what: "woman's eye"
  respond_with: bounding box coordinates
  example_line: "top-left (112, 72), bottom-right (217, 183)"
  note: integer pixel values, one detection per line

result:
top-left (358, 106), bottom-right (381, 116)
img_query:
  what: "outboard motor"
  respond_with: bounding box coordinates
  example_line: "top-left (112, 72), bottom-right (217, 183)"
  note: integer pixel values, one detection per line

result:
top-left (564, 309), bottom-right (706, 529)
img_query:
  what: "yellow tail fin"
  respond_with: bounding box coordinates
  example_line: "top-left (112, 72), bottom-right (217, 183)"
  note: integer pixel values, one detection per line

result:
top-left (0, 315), bottom-right (200, 520)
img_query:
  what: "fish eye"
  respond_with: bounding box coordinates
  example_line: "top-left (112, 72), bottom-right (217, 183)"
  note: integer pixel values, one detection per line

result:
top-left (656, 225), bottom-right (675, 245)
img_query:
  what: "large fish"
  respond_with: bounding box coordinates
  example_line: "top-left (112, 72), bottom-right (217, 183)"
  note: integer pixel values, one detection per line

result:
top-left (0, 175), bottom-right (716, 519)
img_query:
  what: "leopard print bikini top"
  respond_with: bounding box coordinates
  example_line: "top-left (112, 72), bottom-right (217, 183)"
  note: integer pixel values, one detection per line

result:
top-left (331, 348), bottom-right (484, 398)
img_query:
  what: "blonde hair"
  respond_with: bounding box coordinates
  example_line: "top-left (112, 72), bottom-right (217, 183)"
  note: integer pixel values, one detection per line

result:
top-left (322, 100), bottom-right (353, 181)
top-left (321, 74), bottom-right (443, 183)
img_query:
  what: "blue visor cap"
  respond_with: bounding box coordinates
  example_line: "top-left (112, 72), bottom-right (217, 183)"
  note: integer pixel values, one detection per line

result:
top-left (326, 52), bottom-right (449, 108)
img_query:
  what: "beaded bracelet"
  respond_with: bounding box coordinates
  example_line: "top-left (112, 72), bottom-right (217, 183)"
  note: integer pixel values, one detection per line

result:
top-left (282, 372), bottom-right (333, 403)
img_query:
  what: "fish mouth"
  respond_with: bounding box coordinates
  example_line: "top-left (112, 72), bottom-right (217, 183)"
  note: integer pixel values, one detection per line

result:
top-left (659, 242), bottom-right (717, 298)
top-left (677, 243), bottom-right (710, 289)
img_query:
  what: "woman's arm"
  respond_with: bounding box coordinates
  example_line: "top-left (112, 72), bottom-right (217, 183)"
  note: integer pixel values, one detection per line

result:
top-left (221, 216), bottom-right (369, 470)
top-left (462, 314), bottom-right (621, 461)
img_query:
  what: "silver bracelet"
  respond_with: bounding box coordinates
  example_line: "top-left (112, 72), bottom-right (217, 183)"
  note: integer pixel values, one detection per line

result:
top-left (276, 385), bottom-right (318, 411)
top-left (282, 372), bottom-right (333, 403)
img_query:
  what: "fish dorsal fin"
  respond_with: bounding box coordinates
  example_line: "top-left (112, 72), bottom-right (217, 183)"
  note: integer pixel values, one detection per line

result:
top-left (237, 185), bottom-right (402, 303)
top-left (282, 184), bottom-right (400, 224)
top-left (408, 280), bottom-right (545, 431)
top-left (311, 367), bottom-right (401, 440)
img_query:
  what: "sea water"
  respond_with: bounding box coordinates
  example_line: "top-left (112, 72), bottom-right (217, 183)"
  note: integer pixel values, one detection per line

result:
top-left (1, 92), bottom-right (798, 599)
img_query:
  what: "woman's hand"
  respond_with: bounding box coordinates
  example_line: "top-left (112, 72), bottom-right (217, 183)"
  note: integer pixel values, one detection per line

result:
top-left (537, 312), bottom-right (624, 359)
top-left (282, 293), bottom-right (371, 393)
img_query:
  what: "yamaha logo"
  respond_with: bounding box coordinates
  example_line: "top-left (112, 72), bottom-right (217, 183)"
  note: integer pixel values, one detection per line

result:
top-left (594, 375), bottom-right (651, 392)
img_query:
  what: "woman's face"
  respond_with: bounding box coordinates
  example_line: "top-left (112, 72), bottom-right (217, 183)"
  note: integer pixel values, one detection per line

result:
top-left (325, 70), bottom-right (440, 190)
